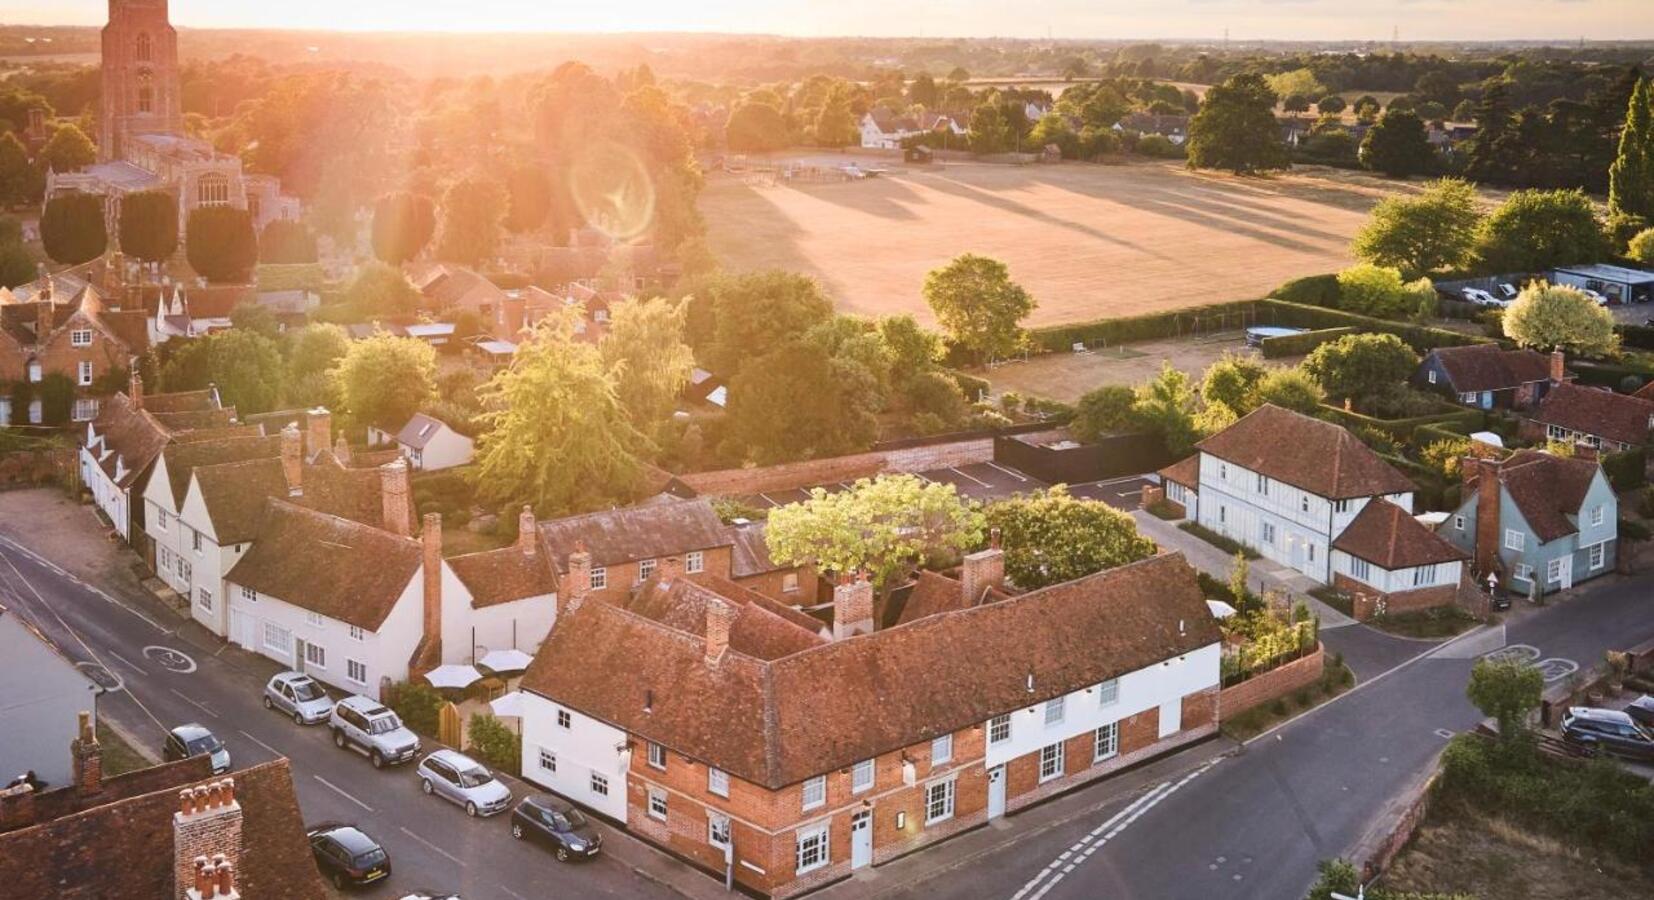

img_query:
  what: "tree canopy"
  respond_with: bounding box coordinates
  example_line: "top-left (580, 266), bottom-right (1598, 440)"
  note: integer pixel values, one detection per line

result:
top-left (1474, 189), bottom-right (1611, 273)
top-left (436, 177), bottom-right (505, 266)
top-left (340, 261), bottom-right (422, 318)
top-left (38, 123), bottom-right (96, 174)
top-left (1071, 385), bottom-right (1140, 442)
top-left (1187, 73), bottom-right (1289, 174)
top-left (1335, 263), bottom-right (1437, 320)
top-left (258, 220), bottom-right (318, 264)
top-left (726, 100), bottom-right (790, 154)
top-left (1351, 178), bottom-right (1480, 275)
top-left (983, 487), bottom-right (1156, 590)
top-left (1133, 362), bottom-right (1201, 457)
top-left (41, 193), bottom-right (106, 265)
top-left (1502, 283), bottom-right (1618, 357)
top-left (1466, 657), bottom-right (1543, 741)
top-left (371, 192), bottom-right (437, 265)
top-left (599, 296), bottom-right (695, 438)
top-left (1302, 333), bottom-right (1420, 408)
top-left (159, 330), bottom-right (284, 414)
top-left (692, 270), bottom-right (834, 378)
top-left (0, 132), bottom-right (41, 207)
top-left (764, 474), bottom-right (985, 588)
top-left (923, 253), bottom-right (1036, 363)
top-left (118, 190), bottom-right (179, 264)
top-left (333, 333), bottom-right (438, 431)
top-left (726, 338), bottom-right (878, 464)
top-left (1607, 77), bottom-right (1652, 223)
top-left (185, 206), bottom-right (258, 283)
top-left (1359, 110), bottom-right (1435, 177)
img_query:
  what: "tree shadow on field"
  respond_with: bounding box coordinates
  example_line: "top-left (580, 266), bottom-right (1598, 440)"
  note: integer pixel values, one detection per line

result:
top-left (919, 173), bottom-right (1178, 262)
top-left (786, 174), bottom-right (926, 222)
top-left (702, 176), bottom-right (822, 278)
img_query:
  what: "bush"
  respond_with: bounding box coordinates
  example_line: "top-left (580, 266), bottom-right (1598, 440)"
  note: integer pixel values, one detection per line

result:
top-left (906, 370), bottom-right (969, 426)
top-left (1259, 326), bottom-right (1356, 358)
top-left (1272, 273), bottom-right (1341, 307)
top-left (1602, 448), bottom-right (1648, 491)
top-left (942, 368), bottom-right (990, 403)
top-left (186, 206), bottom-right (258, 283)
top-left (386, 681), bottom-right (445, 737)
top-left (1257, 299), bottom-right (1485, 353)
top-left (1178, 521), bottom-right (1260, 559)
top-left (1027, 299), bottom-right (1256, 351)
top-left (466, 713), bottom-right (521, 776)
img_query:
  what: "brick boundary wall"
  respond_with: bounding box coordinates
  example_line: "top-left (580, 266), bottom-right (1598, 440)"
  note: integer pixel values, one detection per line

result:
top-left (1360, 770), bottom-right (1439, 882)
top-left (1217, 644), bottom-right (1325, 719)
top-left (0, 448), bottom-right (74, 491)
top-left (680, 438), bottom-right (998, 498)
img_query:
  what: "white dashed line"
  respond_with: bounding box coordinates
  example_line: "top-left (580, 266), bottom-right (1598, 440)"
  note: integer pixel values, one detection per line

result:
top-left (399, 826), bottom-right (467, 866)
top-left (314, 775), bottom-right (374, 812)
top-left (169, 687), bottom-right (216, 717)
top-left (106, 649), bottom-right (147, 676)
top-left (950, 466), bottom-right (991, 488)
top-left (238, 730), bottom-right (283, 757)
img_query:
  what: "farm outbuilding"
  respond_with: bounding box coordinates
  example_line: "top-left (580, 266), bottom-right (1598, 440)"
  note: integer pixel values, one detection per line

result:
top-left (1549, 264), bottom-right (1654, 305)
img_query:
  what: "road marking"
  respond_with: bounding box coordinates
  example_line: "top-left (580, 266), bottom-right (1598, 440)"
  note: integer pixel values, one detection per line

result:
top-left (169, 688), bottom-right (217, 717)
top-left (757, 492), bottom-right (780, 507)
top-left (986, 462), bottom-right (1029, 482)
top-left (75, 660), bottom-right (125, 693)
top-left (1077, 474), bottom-right (1152, 489)
top-left (499, 887), bottom-right (528, 900)
top-left (106, 649), bottom-right (146, 675)
top-left (314, 775), bottom-right (373, 812)
top-left (914, 472), bottom-right (934, 484)
top-left (0, 533), bottom-right (167, 632)
top-left (950, 466), bottom-right (991, 488)
top-left (1009, 775), bottom-right (1186, 900)
top-left (399, 826), bottom-right (467, 866)
top-left (238, 730), bottom-right (283, 758)
top-left (145, 645), bottom-right (198, 673)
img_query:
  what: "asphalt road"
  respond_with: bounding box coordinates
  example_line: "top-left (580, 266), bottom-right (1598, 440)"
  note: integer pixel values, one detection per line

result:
top-left (0, 532), bottom-right (683, 900)
top-left (888, 572), bottom-right (1654, 900)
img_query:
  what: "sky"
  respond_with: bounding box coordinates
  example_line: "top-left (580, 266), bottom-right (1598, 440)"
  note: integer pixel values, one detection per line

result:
top-left (5, 0), bottom-right (1652, 42)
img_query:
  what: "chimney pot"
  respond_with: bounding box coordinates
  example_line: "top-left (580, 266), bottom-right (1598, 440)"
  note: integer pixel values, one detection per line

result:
top-left (215, 859), bottom-right (234, 897)
top-left (518, 505), bottom-right (537, 556)
top-left (704, 598), bottom-right (735, 665)
top-left (179, 789), bottom-right (195, 816)
top-left (832, 572), bottom-right (875, 640)
top-left (279, 424), bottom-right (303, 497)
top-left (193, 856), bottom-right (212, 896)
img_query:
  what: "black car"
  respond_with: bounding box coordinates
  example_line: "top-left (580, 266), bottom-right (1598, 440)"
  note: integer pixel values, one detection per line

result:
top-left (509, 795), bottom-right (602, 862)
top-left (1626, 695), bottom-right (1654, 729)
top-left (1560, 707), bottom-right (1654, 761)
top-left (163, 723), bottom-right (231, 774)
top-left (307, 822), bottom-right (392, 889)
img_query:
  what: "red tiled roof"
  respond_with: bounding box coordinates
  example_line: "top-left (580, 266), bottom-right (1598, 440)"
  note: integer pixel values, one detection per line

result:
top-left (1197, 404), bottom-right (1416, 499)
top-left (1479, 450), bottom-right (1602, 544)
top-left (158, 434), bottom-right (281, 507)
top-left (1529, 382), bottom-right (1654, 447)
top-left (539, 498), bottom-right (732, 570)
top-left (449, 541), bottom-right (560, 609)
top-left (1427, 344), bottom-right (1553, 394)
top-left (1159, 454), bottom-right (1200, 489)
top-left (1332, 499), bottom-right (1466, 569)
top-left (617, 574), bottom-right (827, 660)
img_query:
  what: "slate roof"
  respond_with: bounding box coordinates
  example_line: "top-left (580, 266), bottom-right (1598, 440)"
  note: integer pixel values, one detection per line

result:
top-left (226, 500), bottom-right (423, 631)
top-left (0, 757), bottom-right (328, 900)
top-left (396, 412), bottom-right (451, 450)
top-left (1332, 499), bottom-right (1467, 569)
top-left (522, 552), bottom-right (1220, 788)
top-left (728, 521), bottom-right (788, 578)
top-left (1426, 344), bottom-right (1553, 393)
top-left (1479, 450), bottom-right (1602, 544)
top-left (1529, 382), bottom-right (1654, 447)
top-left (1197, 404), bottom-right (1416, 499)
top-left (449, 541), bottom-right (560, 609)
top-left (539, 499), bottom-right (733, 570)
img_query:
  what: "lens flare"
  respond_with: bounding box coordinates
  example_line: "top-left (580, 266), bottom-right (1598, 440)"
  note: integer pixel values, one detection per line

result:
top-left (570, 142), bottom-right (656, 242)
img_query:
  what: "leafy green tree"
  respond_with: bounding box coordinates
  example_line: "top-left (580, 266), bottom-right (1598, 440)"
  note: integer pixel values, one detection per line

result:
top-left (41, 193), bottom-right (106, 265)
top-left (1467, 657), bottom-right (1543, 741)
top-left (1302, 333), bottom-right (1419, 408)
top-left (984, 487), bottom-right (1156, 589)
top-left (466, 713), bottom-right (521, 775)
top-left (1253, 367), bottom-right (1326, 414)
top-left (725, 101), bottom-right (790, 153)
top-left (1352, 95), bottom-right (1381, 122)
top-left (504, 165), bottom-right (552, 234)
top-left (1133, 363), bottom-right (1201, 457)
top-left (1420, 437), bottom-right (1475, 480)
top-left (1629, 227), bottom-right (1654, 264)
top-left (1281, 94), bottom-right (1311, 117)
top-left (697, 270), bottom-right (834, 378)
top-left (1201, 352), bottom-right (1268, 413)
top-left (334, 333), bottom-right (438, 431)
top-left (903, 370), bottom-right (968, 427)
top-left (1316, 95), bottom-right (1347, 116)
top-left (765, 474), bottom-right (984, 588)
top-left (1265, 69), bottom-right (1326, 101)
top-left (1475, 189), bottom-right (1611, 273)
top-left (341, 261), bottom-right (421, 317)
top-left (877, 314), bottom-right (944, 384)
top-left (185, 206), bottom-right (257, 283)
top-left (0, 132), bottom-right (41, 206)
top-left (727, 339), bottom-right (877, 464)
top-left (1028, 113), bottom-right (1078, 158)
top-left (436, 177), bottom-right (505, 266)
top-left (1359, 110), bottom-right (1436, 177)
top-left (1335, 263), bottom-right (1419, 319)
top-left (37, 373), bottom-right (75, 426)
top-left (600, 297), bottom-right (695, 436)
top-left (229, 302), bottom-right (279, 339)
top-left (1072, 385), bottom-right (1141, 442)
top-left (372, 192), bottom-right (437, 265)
top-left (923, 253), bottom-right (1036, 364)
top-left (117, 190), bottom-right (178, 263)
top-left (1187, 73), bottom-right (1289, 174)
top-left (159, 330), bottom-right (284, 414)
top-left (969, 102), bottom-right (1010, 155)
top-left (1351, 178), bottom-right (1480, 275)
top-left (814, 88), bottom-right (858, 148)
top-left (38, 123), bottom-right (95, 174)
top-left (0, 239), bottom-right (33, 288)
top-left (1463, 81), bottom-right (1518, 184)
top-left (1502, 283), bottom-right (1618, 357)
top-left (473, 320), bottom-right (648, 514)
top-left (258, 220), bottom-right (317, 264)
top-left (1607, 78), bottom-right (1652, 223)
top-left (285, 323), bottom-right (351, 383)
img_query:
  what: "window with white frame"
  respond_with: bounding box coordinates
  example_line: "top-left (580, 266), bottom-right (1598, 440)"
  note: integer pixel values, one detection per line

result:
top-left (1038, 743), bottom-right (1065, 783)
top-left (71, 329), bottom-right (93, 347)
top-left (538, 748), bottom-right (557, 773)
top-left (931, 733), bottom-right (952, 766)
top-left (709, 815), bottom-right (731, 848)
top-left (1453, 514), bottom-right (1465, 531)
top-left (239, 585), bottom-right (255, 602)
top-left (1546, 558), bottom-right (1564, 583)
top-left (638, 558), bottom-right (657, 581)
top-left (304, 643), bottom-right (326, 669)
top-left (801, 775), bottom-right (826, 810)
top-left (348, 625), bottom-right (364, 641)
top-left (851, 759), bottom-right (874, 793)
top-left (647, 787), bottom-right (668, 820)
top-left (1590, 505), bottom-right (1604, 527)
top-left (1350, 557), bottom-right (1371, 581)
top-left (73, 398), bottom-right (98, 421)
top-left (1218, 463), bottom-right (1228, 480)
top-left (347, 659), bottom-right (367, 684)
top-left (176, 556), bottom-right (191, 583)
top-left (988, 714), bottom-right (1011, 744)
top-left (1261, 522), bottom-right (1275, 545)
top-left (1412, 564), bottom-right (1437, 587)
top-left (197, 173), bottom-right (230, 207)
top-left (557, 709), bottom-right (571, 729)
top-left (924, 777), bottom-right (957, 825)
top-left (1218, 505), bottom-right (1227, 524)
top-left (708, 767), bottom-right (729, 797)
top-left (305, 610), bottom-right (325, 627)
top-left (26, 361), bottom-right (40, 383)
top-left (796, 824), bottom-right (829, 874)
top-left (1504, 529), bottom-right (1524, 551)
top-left (192, 528), bottom-right (203, 553)
top-left (1097, 678), bottom-right (1118, 707)
top-left (77, 361), bottom-right (93, 386)
top-left (1094, 722), bottom-right (1119, 762)
top-left (685, 551), bottom-right (704, 573)
top-left (590, 567), bottom-right (608, 590)
top-left (158, 509), bottom-right (170, 530)
top-left (262, 622), bottom-right (290, 654)
top-left (1044, 696), bottom-right (1065, 727)
top-left (1514, 563), bottom-right (1533, 582)
top-left (1300, 496), bottom-right (1310, 513)
top-left (1589, 542), bottom-right (1605, 570)
top-left (647, 742), bottom-right (666, 769)
top-left (590, 773), bottom-right (609, 796)
top-left (1427, 370), bottom-right (1437, 383)
top-left (158, 546), bottom-right (171, 571)
top-left (1334, 499), bottom-right (1352, 514)
top-left (196, 588), bottom-right (212, 611)
top-left (1256, 473), bottom-right (1269, 495)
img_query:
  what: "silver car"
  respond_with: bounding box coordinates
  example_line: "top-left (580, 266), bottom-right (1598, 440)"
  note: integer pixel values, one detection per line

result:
top-left (416, 749), bottom-right (512, 817)
top-left (263, 671), bottom-right (335, 725)
top-left (329, 695), bottom-right (421, 768)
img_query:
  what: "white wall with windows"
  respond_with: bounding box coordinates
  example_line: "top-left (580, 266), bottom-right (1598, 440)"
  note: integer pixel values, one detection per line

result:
top-left (167, 474), bottom-right (259, 637)
top-left (1330, 551), bottom-right (1462, 594)
top-left (518, 690), bottom-right (629, 821)
top-left (982, 642), bottom-right (1219, 770)
top-left (78, 425), bottom-right (130, 540)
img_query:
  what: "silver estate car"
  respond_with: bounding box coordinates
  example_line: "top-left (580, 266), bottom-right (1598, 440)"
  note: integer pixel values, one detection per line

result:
top-left (263, 671), bottom-right (335, 725)
top-left (416, 749), bottom-right (512, 817)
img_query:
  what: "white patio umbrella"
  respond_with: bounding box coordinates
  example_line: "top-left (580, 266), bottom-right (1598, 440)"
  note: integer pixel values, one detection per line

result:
top-left (489, 691), bottom-right (527, 718)
top-left (423, 664), bottom-right (483, 691)
top-left (1205, 599), bottom-right (1238, 620)
top-left (477, 648), bottom-right (535, 675)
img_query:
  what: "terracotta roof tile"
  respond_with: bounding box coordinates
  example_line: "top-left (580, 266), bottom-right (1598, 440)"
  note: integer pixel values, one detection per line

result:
top-left (86, 393), bottom-right (170, 489)
top-left (159, 434), bottom-right (281, 506)
top-left (1159, 454), bottom-right (1199, 488)
top-left (141, 389), bottom-right (219, 414)
top-left (1197, 404), bottom-right (1416, 499)
top-left (1332, 498), bottom-right (1466, 568)
top-left (449, 541), bottom-right (560, 609)
top-left (1529, 382), bottom-right (1654, 447)
top-left (618, 574), bottom-right (827, 660)
top-left (1427, 344), bottom-right (1553, 393)
top-left (539, 499), bottom-right (732, 570)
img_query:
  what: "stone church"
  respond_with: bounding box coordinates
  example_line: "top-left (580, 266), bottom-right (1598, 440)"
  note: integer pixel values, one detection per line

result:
top-left (45, 0), bottom-right (299, 233)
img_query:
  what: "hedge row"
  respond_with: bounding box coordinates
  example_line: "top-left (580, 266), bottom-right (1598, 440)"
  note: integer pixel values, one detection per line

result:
top-left (1319, 402), bottom-right (1482, 441)
top-left (1255, 299), bottom-right (1490, 352)
top-left (1271, 273), bottom-right (1339, 307)
top-left (1603, 448), bottom-right (1648, 491)
top-left (1027, 299), bottom-right (1256, 351)
top-left (944, 368), bottom-right (992, 401)
top-left (1569, 359), bottom-right (1654, 391)
top-left (1618, 323), bottom-right (1654, 351)
top-left (1259, 326), bottom-right (1357, 358)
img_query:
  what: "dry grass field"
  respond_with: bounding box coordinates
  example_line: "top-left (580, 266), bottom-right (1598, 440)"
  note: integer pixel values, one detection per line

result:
top-left (701, 158), bottom-right (1415, 328)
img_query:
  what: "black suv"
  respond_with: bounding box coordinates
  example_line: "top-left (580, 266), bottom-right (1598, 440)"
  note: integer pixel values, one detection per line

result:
top-left (510, 795), bottom-right (602, 862)
top-left (1561, 707), bottom-right (1654, 761)
top-left (307, 822), bottom-right (392, 889)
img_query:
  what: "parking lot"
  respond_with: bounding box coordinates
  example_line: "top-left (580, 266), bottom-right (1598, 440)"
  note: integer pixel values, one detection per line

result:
top-left (738, 463), bottom-right (1155, 511)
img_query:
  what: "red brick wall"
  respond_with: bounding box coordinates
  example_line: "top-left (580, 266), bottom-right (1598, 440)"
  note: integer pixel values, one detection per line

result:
top-left (733, 566), bottom-right (824, 608)
top-left (0, 313), bottom-right (132, 391)
top-left (680, 438), bottom-right (997, 498)
top-left (1333, 573), bottom-right (1458, 621)
top-left (583, 547), bottom-right (735, 605)
top-left (1218, 645), bottom-right (1325, 718)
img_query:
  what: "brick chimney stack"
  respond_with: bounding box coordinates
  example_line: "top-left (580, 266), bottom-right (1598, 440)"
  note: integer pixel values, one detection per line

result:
top-left (1473, 457), bottom-right (1503, 582)
top-left (502, 293), bottom-right (526, 339)
top-left (379, 459), bottom-right (411, 536)
top-left (704, 597), bottom-right (734, 665)
top-left (0, 779), bottom-right (36, 831)
top-left (71, 710), bottom-right (101, 797)
top-left (517, 505), bottom-right (537, 556)
top-left (279, 424), bottom-right (303, 497)
top-left (422, 512), bottom-right (443, 664)
top-left (1549, 349), bottom-right (1566, 384)
top-left (305, 408), bottom-right (331, 460)
top-left (130, 371), bottom-right (144, 410)
top-left (562, 542), bottom-right (592, 616)
top-left (173, 779), bottom-right (242, 900)
top-left (832, 572), bottom-right (875, 640)
top-left (333, 435), bottom-right (351, 466)
top-left (658, 555), bottom-right (683, 587)
top-left (34, 298), bottom-right (52, 345)
top-left (961, 528), bottom-right (1006, 605)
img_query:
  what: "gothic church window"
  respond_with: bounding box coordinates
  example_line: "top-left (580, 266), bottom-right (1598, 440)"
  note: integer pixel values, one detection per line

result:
top-left (136, 32), bottom-right (152, 62)
top-left (137, 70), bottom-right (154, 114)
top-left (198, 173), bottom-right (230, 207)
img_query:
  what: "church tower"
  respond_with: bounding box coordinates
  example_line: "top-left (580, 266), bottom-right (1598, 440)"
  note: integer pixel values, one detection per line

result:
top-left (99, 0), bottom-right (184, 162)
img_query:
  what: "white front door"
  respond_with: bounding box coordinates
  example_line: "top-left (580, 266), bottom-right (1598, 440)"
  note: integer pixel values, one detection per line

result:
top-left (1557, 555), bottom-right (1573, 590)
top-left (850, 810), bottom-right (872, 869)
top-left (987, 765), bottom-right (1007, 820)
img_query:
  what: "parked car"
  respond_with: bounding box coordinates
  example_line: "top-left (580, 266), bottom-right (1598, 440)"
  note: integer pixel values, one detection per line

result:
top-left (1626, 694), bottom-right (1654, 729)
top-left (1496, 282), bottom-right (1519, 300)
top-left (1580, 287), bottom-right (1611, 306)
top-left (1560, 707), bottom-right (1654, 760)
top-left (263, 671), bottom-right (335, 725)
top-left (415, 749), bottom-right (512, 817)
top-left (509, 794), bottom-right (603, 862)
top-left (397, 893), bottom-right (459, 900)
top-left (164, 723), bottom-right (230, 774)
top-left (307, 822), bottom-right (392, 890)
top-left (328, 695), bottom-right (421, 768)
top-left (1460, 287), bottom-right (1505, 308)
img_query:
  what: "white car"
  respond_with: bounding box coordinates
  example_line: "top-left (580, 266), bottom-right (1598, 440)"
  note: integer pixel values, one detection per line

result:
top-left (1460, 287), bottom-right (1504, 308)
top-left (416, 749), bottom-right (512, 817)
top-left (1580, 288), bottom-right (1611, 306)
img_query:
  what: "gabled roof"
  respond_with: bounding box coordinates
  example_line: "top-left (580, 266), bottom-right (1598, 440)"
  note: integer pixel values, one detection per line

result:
top-left (226, 500), bottom-right (422, 631)
top-left (538, 498), bottom-right (733, 570)
top-left (727, 520), bottom-right (788, 578)
top-left (396, 412), bottom-right (454, 450)
top-left (192, 457), bottom-right (291, 544)
top-left (1332, 498), bottom-right (1467, 569)
top-left (523, 552), bottom-right (1219, 788)
top-left (86, 393), bottom-right (171, 489)
top-left (1159, 454), bottom-right (1200, 489)
top-left (1529, 382), bottom-right (1654, 447)
top-left (1425, 344), bottom-right (1553, 393)
top-left (1476, 450), bottom-right (1603, 544)
top-left (617, 573), bottom-right (826, 661)
top-left (448, 541), bottom-right (559, 609)
top-left (1197, 404), bottom-right (1416, 500)
top-left (158, 434), bottom-right (281, 507)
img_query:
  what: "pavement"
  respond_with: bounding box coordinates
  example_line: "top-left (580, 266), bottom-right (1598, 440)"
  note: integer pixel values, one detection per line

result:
top-left (0, 489), bottom-right (719, 900)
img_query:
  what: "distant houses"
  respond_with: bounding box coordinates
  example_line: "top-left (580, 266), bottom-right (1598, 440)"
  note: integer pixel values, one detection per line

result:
top-left (1413, 345), bottom-right (1562, 411)
top-left (368, 412), bottom-right (475, 472)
